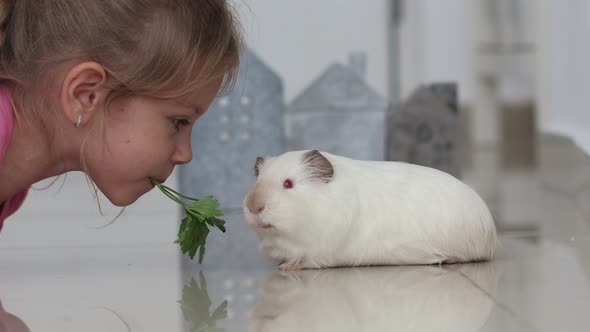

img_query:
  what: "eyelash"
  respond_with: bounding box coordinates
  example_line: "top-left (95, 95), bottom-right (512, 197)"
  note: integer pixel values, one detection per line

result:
top-left (172, 118), bottom-right (191, 130)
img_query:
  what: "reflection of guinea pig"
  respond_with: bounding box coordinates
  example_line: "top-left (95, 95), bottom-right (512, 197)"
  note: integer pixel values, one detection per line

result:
top-left (243, 150), bottom-right (496, 270)
top-left (249, 263), bottom-right (498, 332)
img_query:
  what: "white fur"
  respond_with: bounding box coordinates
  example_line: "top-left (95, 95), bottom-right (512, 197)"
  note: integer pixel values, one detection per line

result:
top-left (243, 150), bottom-right (497, 269)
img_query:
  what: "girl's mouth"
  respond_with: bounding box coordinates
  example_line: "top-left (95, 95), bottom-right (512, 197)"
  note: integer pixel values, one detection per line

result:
top-left (150, 177), bottom-right (167, 184)
top-left (149, 178), bottom-right (167, 189)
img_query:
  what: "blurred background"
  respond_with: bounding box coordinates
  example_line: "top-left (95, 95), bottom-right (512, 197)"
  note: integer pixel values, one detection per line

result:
top-left (2, 1), bottom-right (590, 331)
top-left (5, 0), bottom-right (586, 255)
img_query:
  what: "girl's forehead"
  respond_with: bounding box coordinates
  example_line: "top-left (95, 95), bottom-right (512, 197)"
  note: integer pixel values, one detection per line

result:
top-left (173, 79), bottom-right (223, 104)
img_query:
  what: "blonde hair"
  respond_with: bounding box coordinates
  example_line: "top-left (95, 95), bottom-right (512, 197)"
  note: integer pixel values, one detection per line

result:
top-left (0, 0), bottom-right (242, 124)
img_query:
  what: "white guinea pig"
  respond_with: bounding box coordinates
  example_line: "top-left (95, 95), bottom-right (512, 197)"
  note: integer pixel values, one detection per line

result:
top-left (243, 150), bottom-right (497, 271)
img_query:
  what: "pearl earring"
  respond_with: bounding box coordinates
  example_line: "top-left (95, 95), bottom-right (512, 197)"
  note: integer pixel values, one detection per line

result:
top-left (74, 114), bottom-right (82, 128)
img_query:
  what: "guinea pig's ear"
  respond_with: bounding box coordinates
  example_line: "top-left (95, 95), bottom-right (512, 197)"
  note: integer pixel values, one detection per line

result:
top-left (302, 150), bottom-right (334, 183)
top-left (254, 157), bottom-right (264, 177)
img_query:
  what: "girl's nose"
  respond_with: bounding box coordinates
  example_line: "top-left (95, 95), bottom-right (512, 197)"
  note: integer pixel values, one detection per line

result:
top-left (171, 140), bottom-right (193, 165)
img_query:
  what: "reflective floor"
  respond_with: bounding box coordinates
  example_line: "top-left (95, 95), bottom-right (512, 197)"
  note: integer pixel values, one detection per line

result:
top-left (1, 131), bottom-right (590, 331)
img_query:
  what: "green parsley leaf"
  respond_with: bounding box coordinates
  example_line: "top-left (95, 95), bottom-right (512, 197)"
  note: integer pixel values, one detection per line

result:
top-left (150, 178), bottom-right (226, 263)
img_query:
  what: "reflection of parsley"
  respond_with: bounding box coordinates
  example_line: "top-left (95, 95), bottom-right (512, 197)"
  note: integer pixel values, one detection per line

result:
top-left (180, 272), bottom-right (228, 332)
top-left (151, 178), bottom-right (226, 263)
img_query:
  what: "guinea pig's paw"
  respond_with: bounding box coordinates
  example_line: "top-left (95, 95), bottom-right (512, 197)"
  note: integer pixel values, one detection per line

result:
top-left (436, 256), bottom-right (463, 270)
top-left (277, 258), bottom-right (303, 272)
top-left (439, 256), bottom-right (461, 264)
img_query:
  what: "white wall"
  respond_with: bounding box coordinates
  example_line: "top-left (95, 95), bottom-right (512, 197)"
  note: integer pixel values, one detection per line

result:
top-left (235, 0), bottom-right (475, 106)
top-left (393, 0), bottom-right (474, 104)
top-left (233, 0), bottom-right (389, 103)
top-left (419, 0), bottom-right (472, 103)
top-left (536, 0), bottom-right (590, 154)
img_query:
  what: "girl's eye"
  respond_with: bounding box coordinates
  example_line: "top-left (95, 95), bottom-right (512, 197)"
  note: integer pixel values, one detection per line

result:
top-left (172, 118), bottom-right (191, 130)
top-left (283, 179), bottom-right (294, 189)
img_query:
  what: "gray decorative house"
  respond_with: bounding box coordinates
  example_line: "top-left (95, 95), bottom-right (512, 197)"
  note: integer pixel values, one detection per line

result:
top-left (286, 54), bottom-right (390, 161)
top-left (386, 83), bottom-right (462, 178)
top-left (179, 48), bottom-right (286, 211)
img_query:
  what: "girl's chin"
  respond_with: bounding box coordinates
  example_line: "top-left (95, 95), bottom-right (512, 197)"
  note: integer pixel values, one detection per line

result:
top-left (107, 194), bottom-right (139, 207)
top-left (103, 183), bottom-right (149, 207)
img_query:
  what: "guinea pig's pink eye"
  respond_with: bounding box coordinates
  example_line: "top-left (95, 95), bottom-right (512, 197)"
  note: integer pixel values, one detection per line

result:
top-left (283, 179), bottom-right (294, 189)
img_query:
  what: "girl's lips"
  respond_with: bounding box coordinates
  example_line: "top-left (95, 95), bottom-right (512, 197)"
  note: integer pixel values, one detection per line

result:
top-left (151, 177), bottom-right (167, 184)
top-left (149, 178), bottom-right (167, 188)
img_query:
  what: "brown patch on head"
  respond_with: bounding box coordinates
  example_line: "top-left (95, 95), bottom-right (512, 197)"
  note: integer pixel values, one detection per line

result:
top-left (302, 150), bottom-right (334, 183)
top-left (254, 157), bottom-right (264, 177)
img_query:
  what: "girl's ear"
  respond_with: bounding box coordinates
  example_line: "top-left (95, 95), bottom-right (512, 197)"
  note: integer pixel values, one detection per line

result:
top-left (60, 62), bottom-right (109, 128)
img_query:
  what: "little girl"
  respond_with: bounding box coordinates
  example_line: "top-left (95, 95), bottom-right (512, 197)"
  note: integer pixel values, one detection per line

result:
top-left (0, 0), bottom-right (242, 232)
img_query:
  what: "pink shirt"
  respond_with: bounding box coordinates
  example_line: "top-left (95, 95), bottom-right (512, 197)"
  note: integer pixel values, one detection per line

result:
top-left (0, 87), bottom-right (28, 232)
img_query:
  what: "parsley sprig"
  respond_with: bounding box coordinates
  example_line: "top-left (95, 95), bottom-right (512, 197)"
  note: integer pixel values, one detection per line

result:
top-left (150, 178), bottom-right (226, 263)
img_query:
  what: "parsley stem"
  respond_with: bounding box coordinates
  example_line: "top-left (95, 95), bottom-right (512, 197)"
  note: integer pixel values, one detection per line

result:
top-left (150, 178), bottom-right (185, 206)
top-left (157, 182), bottom-right (201, 202)
top-left (150, 178), bottom-right (201, 204)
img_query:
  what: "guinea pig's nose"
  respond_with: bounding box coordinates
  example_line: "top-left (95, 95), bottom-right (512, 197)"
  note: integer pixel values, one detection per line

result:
top-left (247, 200), bottom-right (265, 214)
top-left (246, 192), bottom-right (266, 215)
top-left (250, 205), bottom-right (264, 214)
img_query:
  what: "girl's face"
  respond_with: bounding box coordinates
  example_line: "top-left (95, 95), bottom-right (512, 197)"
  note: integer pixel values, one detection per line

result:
top-left (83, 79), bottom-right (222, 206)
